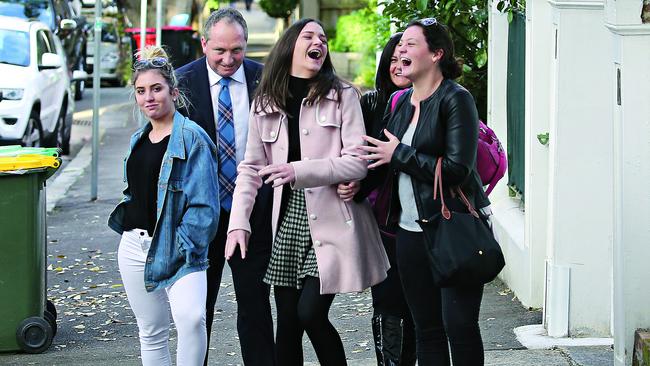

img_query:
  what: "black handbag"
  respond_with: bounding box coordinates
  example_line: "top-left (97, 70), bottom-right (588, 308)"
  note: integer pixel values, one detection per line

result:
top-left (417, 157), bottom-right (505, 287)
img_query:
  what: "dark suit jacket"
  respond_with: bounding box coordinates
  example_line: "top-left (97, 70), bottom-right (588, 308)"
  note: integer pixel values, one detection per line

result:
top-left (176, 57), bottom-right (272, 246)
top-left (176, 57), bottom-right (263, 144)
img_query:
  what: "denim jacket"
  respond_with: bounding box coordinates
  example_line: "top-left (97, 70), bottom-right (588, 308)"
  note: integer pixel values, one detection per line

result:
top-left (108, 111), bottom-right (220, 292)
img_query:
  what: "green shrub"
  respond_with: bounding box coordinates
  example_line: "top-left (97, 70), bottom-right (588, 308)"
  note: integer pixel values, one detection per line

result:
top-left (259, 0), bottom-right (299, 19)
top-left (330, 0), bottom-right (390, 87)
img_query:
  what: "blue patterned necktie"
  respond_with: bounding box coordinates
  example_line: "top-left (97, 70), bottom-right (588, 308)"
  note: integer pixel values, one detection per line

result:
top-left (217, 77), bottom-right (236, 211)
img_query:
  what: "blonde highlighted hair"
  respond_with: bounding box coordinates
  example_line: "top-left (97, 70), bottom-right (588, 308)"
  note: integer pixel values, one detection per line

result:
top-left (132, 45), bottom-right (189, 109)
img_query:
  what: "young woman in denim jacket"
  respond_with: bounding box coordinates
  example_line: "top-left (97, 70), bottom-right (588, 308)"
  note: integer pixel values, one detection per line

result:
top-left (108, 46), bottom-right (219, 366)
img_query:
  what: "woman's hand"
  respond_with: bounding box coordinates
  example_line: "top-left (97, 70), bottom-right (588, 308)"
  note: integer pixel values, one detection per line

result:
top-left (225, 229), bottom-right (250, 260)
top-left (337, 181), bottom-right (360, 202)
top-left (259, 163), bottom-right (296, 188)
top-left (360, 129), bottom-right (400, 169)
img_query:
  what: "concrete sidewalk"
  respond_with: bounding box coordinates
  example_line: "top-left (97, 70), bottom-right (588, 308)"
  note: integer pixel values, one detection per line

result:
top-left (0, 103), bottom-right (613, 365)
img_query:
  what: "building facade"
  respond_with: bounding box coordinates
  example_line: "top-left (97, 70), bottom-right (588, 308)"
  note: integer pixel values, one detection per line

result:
top-left (488, 0), bottom-right (650, 364)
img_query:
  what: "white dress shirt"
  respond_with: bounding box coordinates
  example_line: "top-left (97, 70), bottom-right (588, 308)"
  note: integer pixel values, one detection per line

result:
top-left (206, 59), bottom-right (250, 165)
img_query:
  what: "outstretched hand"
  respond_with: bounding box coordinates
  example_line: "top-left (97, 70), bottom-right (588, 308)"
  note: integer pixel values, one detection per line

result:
top-left (360, 129), bottom-right (400, 169)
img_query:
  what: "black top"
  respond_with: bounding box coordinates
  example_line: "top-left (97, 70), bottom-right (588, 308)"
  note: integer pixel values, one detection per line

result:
top-left (286, 75), bottom-right (312, 163)
top-left (123, 134), bottom-right (170, 236)
top-left (280, 76), bottom-right (312, 216)
top-left (360, 90), bottom-right (389, 140)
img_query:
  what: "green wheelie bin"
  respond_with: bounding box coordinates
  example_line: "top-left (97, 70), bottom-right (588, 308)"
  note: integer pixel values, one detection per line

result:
top-left (0, 162), bottom-right (60, 354)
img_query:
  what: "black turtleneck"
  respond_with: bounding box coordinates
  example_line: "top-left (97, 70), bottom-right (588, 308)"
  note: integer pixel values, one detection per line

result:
top-left (286, 75), bottom-right (312, 163)
top-left (280, 76), bottom-right (313, 217)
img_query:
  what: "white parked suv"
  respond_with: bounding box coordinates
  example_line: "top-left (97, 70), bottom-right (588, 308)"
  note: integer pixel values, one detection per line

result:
top-left (0, 16), bottom-right (75, 154)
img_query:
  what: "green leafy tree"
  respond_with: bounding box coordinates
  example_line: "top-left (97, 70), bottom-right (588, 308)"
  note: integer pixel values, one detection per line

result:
top-left (260, 0), bottom-right (299, 28)
top-left (330, 0), bottom-right (391, 87)
top-left (380, 0), bottom-right (490, 119)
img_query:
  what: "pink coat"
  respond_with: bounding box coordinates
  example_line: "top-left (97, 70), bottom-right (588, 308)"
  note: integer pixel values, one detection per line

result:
top-left (228, 86), bottom-right (390, 294)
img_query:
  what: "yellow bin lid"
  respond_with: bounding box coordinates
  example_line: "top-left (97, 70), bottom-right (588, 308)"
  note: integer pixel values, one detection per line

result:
top-left (0, 155), bottom-right (61, 171)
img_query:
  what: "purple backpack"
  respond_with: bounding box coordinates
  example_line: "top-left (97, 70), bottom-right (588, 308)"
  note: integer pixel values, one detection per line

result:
top-left (391, 89), bottom-right (507, 196)
top-left (476, 121), bottom-right (507, 195)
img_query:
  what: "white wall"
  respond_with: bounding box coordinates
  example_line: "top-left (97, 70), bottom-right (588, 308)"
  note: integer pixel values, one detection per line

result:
top-left (605, 2), bottom-right (650, 364)
top-left (545, 0), bottom-right (613, 337)
top-left (489, 0), bottom-right (618, 337)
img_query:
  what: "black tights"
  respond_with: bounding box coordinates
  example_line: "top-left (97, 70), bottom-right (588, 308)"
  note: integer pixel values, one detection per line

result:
top-left (274, 276), bottom-right (347, 366)
top-left (396, 228), bottom-right (485, 366)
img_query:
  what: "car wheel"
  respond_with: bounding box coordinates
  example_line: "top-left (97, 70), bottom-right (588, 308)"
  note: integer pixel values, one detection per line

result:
top-left (74, 78), bottom-right (85, 101)
top-left (74, 55), bottom-right (86, 101)
top-left (51, 104), bottom-right (71, 155)
top-left (22, 112), bottom-right (43, 147)
top-left (59, 113), bottom-right (71, 155)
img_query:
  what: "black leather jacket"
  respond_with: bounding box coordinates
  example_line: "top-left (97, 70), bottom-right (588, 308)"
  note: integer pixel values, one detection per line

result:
top-left (360, 90), bottom-right (387, 139)
top-left (364, 79), bottom-right (490, 227)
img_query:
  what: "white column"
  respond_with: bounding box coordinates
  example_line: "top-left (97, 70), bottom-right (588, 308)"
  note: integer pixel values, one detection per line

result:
top-left (524, 0), bottom-right (554, 310)
top-left (487, 0), bottom-right (553, 310)
top-left (544, 0), bottom-right (613, 337)
top-left (487, 0), bottom-right (531, 307)
top-left (605, 2), bottom-right (650, 364)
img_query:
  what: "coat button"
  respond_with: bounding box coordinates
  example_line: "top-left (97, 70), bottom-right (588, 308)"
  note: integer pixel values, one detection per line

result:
top-left (309, 214), bottom-right (317, 220)
top-left (320, 116), bottom-right (326, 122)
top-left (305, 188), bottom-right (312, 193)
top-left (315, 240), bottom-right (322, 246)
top-left (302, 129), bottom-right (309, 135)
top-left (270, 131), bottom-right (276, 138)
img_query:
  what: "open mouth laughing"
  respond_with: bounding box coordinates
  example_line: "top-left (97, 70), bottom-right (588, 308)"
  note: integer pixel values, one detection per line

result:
top-left (400, 57), bottom-right (412, 67)
top-left (307, 49), bottom-right (323, 60)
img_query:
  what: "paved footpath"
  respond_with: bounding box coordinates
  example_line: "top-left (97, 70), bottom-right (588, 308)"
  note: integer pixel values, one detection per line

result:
top-left (0, 100), bottom-right (613, 365)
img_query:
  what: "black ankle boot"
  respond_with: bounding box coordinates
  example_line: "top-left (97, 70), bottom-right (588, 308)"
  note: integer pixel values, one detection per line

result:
top-left (372, 314), bottom-right (406, 366)
top-left (400, 318), bottom-right (416, 366)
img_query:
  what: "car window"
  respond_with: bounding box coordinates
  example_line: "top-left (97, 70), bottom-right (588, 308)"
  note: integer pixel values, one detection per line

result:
top-left (36, 29), bottom-right (52, 65)
top-left (44, 30), bottom-right (59, 55)
top-left (102, 23), bottom-right (117, 43)
top-left (0, 0), bottom-right (55, 30)
top-left (0, 29), bottom-right (30, 66)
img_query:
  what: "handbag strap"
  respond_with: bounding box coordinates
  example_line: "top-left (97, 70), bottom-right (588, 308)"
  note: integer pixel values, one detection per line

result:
top-left (434, 157), bottom-right (479, 219)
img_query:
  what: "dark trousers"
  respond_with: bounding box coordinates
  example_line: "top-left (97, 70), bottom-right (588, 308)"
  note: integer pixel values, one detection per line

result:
top-left (274, 277), bottom-right (347, 366)
top-left (396, 228), bottom-right (484, 366)
top-left (204, 208), bottom-right (275, 366)
top-left (371, 232), bottom-right (414, 324)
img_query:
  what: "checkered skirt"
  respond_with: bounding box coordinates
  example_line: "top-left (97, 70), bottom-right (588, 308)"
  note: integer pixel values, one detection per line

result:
top-left (263, 189), bottom-right (319, 289)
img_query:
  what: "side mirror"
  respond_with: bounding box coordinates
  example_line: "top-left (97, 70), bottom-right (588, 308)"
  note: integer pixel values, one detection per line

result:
top-left (39, 53), bottom-right (63, 70)
top-left (60, 19), bottom-right (78, 31)
top-left (72, 70), bottom-right (88, 81)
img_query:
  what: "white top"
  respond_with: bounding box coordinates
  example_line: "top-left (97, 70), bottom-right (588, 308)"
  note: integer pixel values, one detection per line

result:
top-left (398, 123), bottom-right (423, 232)
top-left (206, 59), bottom-right (250, 165)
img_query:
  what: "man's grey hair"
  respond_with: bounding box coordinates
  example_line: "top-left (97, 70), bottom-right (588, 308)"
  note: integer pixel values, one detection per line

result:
top-left (203, 8), bottom-right (248, 41)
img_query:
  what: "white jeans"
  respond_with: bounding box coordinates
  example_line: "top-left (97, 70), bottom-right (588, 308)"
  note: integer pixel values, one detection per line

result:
top-left (118, 229), bottom-right (207, 366)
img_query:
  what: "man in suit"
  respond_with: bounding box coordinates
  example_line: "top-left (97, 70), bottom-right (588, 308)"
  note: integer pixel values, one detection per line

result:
top-left (176, 8), bottom-right (274, 366)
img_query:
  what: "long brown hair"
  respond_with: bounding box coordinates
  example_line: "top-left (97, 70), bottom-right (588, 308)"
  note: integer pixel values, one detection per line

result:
top-left (253, 18), bottom-right (352, 115)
